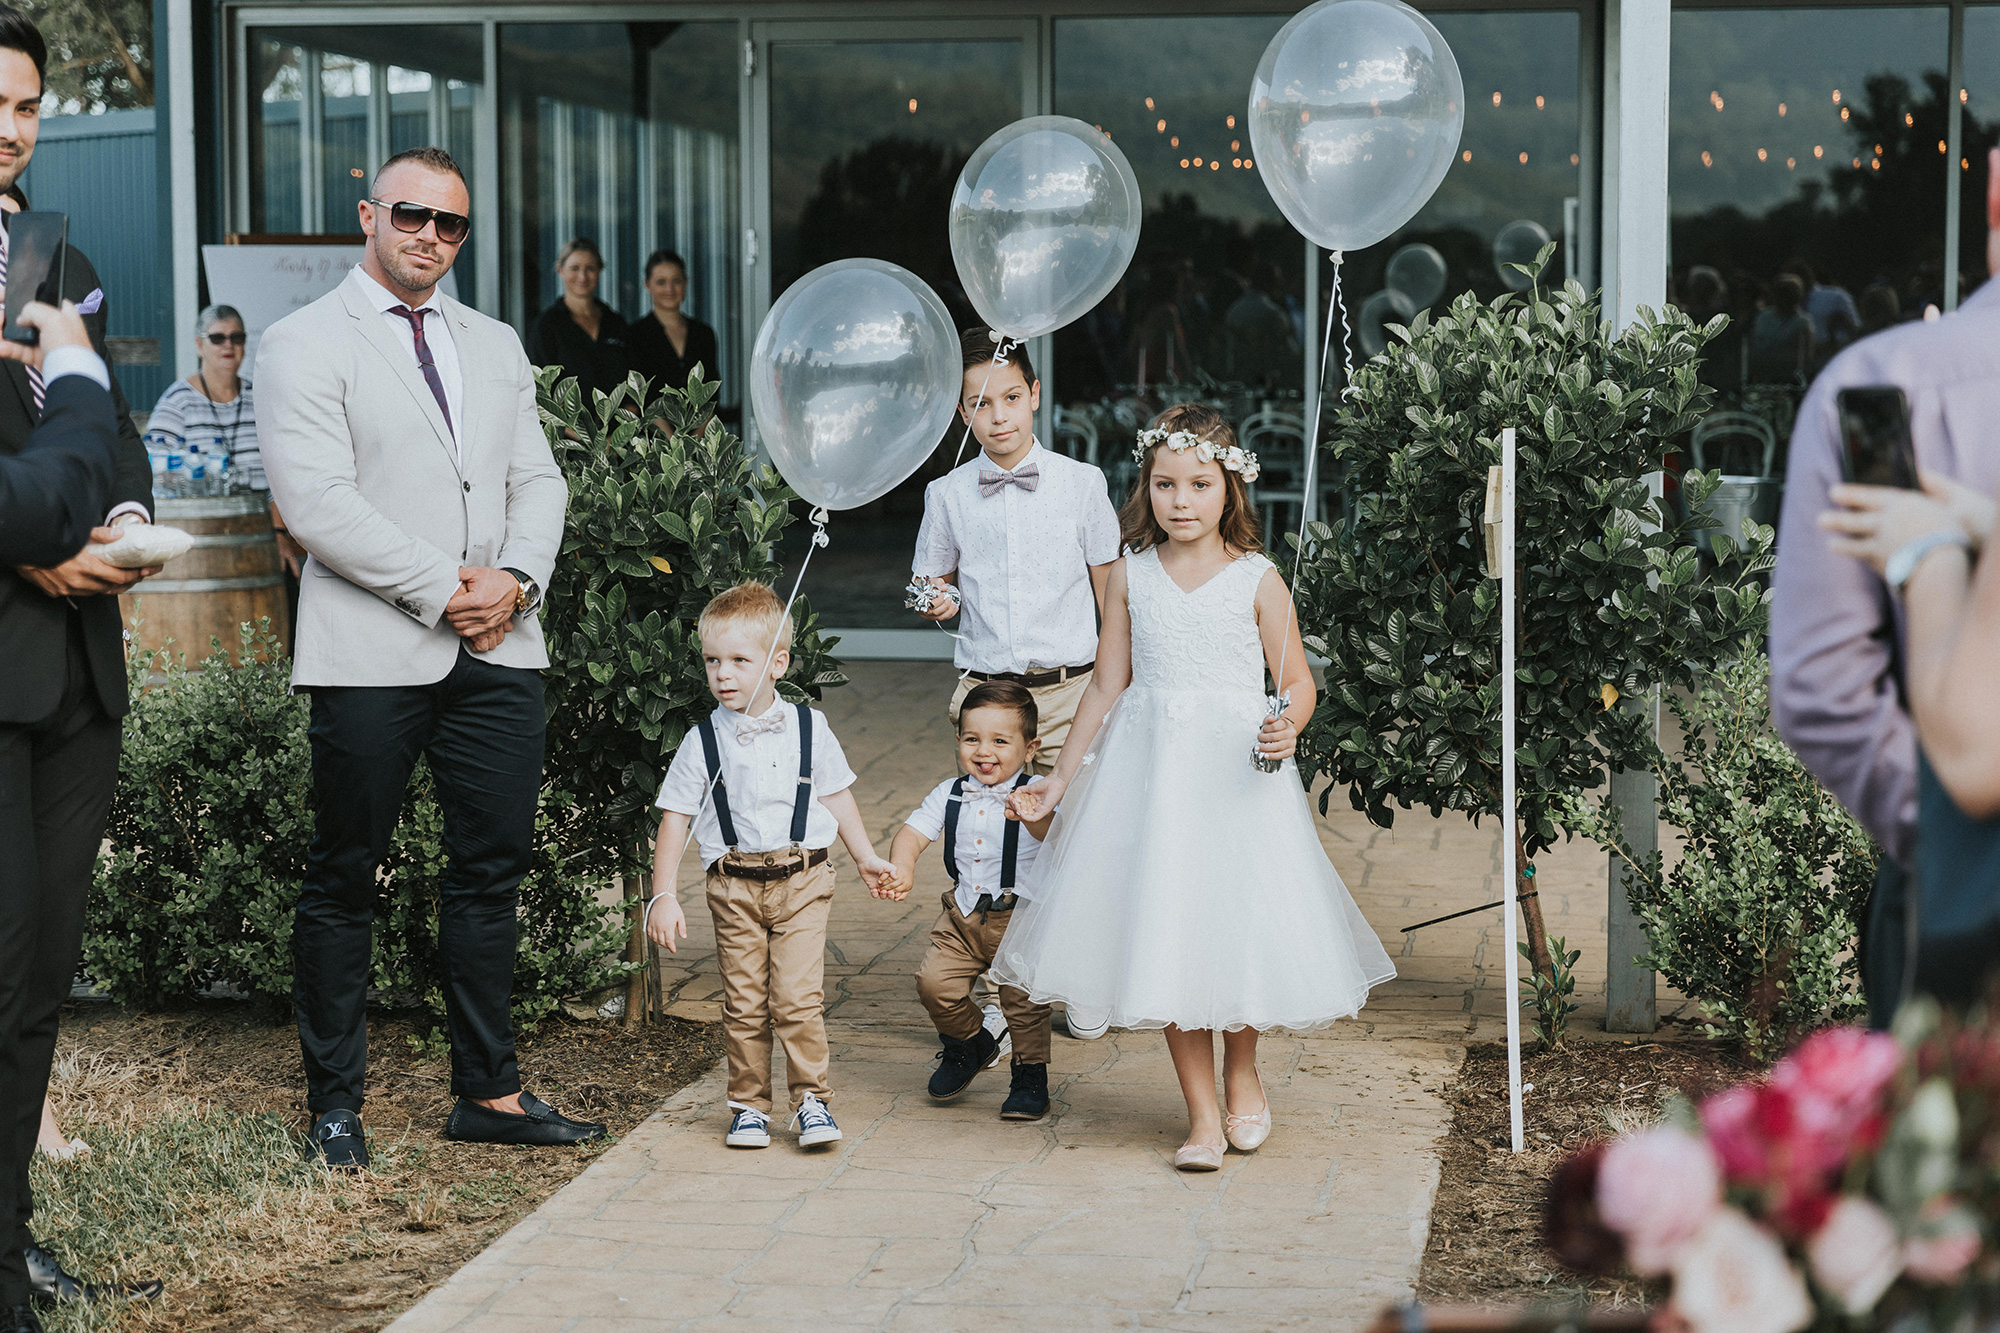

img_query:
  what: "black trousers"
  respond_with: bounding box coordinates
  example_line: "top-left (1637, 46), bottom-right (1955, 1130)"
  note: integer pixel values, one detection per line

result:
top-left (1861, 855), bottom-right (1910, 1031)
top-left (0, 617), bottom-right (120, 1306)
top-left (295, 647), bottom-right (545, 1114)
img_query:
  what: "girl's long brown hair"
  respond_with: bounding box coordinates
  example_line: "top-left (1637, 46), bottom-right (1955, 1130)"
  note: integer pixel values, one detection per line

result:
top-left (1117, 403), bottom-right (1263, 555)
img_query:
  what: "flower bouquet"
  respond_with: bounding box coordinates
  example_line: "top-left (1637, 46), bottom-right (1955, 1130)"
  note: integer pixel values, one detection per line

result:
top-left (1545, 1004), bottom-right (1999, 1332)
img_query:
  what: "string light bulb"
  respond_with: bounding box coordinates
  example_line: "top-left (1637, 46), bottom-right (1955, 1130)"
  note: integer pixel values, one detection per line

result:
top-left (1170, 136), bottom-right (1179, 147)
top-left (1462, 149), bottom-right (1472, 162)
top-left (1905, 112), bottom-right (1915, 126)
top-left (1244, 157), bottom-right (1252, 168)
top-left (1226, 114), bottom-right (1236, 128)
top-left (908, 98), bottom-right (918, 113)
top-left (1757, 148), bottom-right (1768, 161)
top-left (1156, 118), bottom-right (1166, 132)
top-left (1233, 158), bottom-right (1242, 168)
top-left (1786, 157), bottom-right (1796, 169)
top-left (1702, 150), bottom-right (1713, 167)
top-left (1180, 158), bottom-right (1189, 168)
top-left (1832, 89), bottom-right (1842, 104)
top-left (1193, 157), bottom-right (1203, 167)
top-left (1231, 139), bottom-right (1240, 152)
top-left (1570, 152), bottom-right (1579, 165)
top-left (1814, 145), bottom-right (1824, 158)
top-left (1940, 140), bottom-right (1949, 154)
top-left (1779, 102), bottom-right (1787, 116)
top-left (1535, 95), bottom-right (1545, 109)
top-left (1145, 97), bottom-right (1155, 110)
top-left (1841, 107), bottom-right (1850, 121)
top-left (1710, 90), bottom-right (1724, 110)
top-left (1210, 160), bottom-right (1219, 170)
top-left (1518, 151), bottom-right (1528, 164)
top-left (1492, 91), bottom-right (1502, 106)
top-left (1962, 89), bottom-right (1969, 104)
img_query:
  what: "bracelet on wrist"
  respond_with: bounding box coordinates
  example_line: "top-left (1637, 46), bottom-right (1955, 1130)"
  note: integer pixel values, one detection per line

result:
top-left (1885, 530), bottom-right (1973, 593)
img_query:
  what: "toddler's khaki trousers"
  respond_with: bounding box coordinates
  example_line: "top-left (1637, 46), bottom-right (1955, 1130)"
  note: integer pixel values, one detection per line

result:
top-left (706, 854), bottom-right (836, 1114)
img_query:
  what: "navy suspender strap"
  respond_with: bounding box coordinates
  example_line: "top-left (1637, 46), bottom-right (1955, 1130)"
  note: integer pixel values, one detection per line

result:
top-left (941, 776), bottom-right (966, 883)
top-left (999, 772), bottom-right (1028, 891)
top-left (790, 701), bottom-right (813, 846)
top-left (696, 717), bottom-right (739, 851)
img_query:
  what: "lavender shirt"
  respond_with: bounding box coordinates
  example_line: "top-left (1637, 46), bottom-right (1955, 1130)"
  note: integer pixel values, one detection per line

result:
top-left (1770, 280), bottom-right (2000, 865)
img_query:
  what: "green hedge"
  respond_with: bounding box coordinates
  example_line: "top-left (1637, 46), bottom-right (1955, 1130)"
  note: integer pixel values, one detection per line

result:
top-left (89, 370), bottom-right (839, 1029)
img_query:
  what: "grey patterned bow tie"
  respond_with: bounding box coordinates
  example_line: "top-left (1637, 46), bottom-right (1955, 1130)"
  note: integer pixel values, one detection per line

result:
top-left (979, 462), bottom-right (1041, 498)
top-left (736, 710), bottom-right (787, 745)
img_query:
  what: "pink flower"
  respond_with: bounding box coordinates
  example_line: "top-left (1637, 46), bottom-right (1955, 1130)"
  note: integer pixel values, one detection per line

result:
top-left (1903, 1201), bottom-right (1982, 1284)
top-left (1670, 1208), bottom-right (1814, 1333)
top-left (1701, 1084), bottom-right (1776, 1181)
top-left (1806, 1196), bottom-right (1902, 1314)
top-left (1700, 1082), bottom-right (1842, 1234)
top-left (1597, 1125), bottom-right (1722, 1276)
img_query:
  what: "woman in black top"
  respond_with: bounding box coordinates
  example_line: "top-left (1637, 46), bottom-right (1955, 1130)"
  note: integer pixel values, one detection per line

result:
top-left (529, 237), bottom-right (630, 396)
top-left (626, 249), bottom-right (720, 394)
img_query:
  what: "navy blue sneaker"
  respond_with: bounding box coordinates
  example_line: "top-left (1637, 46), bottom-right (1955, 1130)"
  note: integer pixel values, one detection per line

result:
top-left (791, 1094), bottom-right (842, 1148)
top-left (724, 1106), bottom-right (772, 1148)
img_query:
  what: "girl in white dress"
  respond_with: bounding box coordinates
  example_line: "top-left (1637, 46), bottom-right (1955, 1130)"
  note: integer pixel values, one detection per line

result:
top-left (994, 403), bottom-right (1395, 1171)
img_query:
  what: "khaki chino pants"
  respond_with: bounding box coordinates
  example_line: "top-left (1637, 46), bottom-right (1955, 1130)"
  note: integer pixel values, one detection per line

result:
top-left (706, 855), bottom-right (837, 1115)
top-left (949, 668), bottom-right (1091, 776)
top-left (914, 890), bottom-right (1053, 1065)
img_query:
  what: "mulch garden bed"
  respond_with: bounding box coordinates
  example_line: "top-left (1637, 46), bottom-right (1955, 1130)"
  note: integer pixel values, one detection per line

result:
top-left (1416, 1032), bottom-right (1766, 1312)
top-left (37, 1001), bottom-right (721, 1333)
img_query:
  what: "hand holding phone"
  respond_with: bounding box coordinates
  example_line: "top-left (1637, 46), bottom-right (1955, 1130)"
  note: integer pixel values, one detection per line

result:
top-left (3, 211), bottom-right (66, 345)
top-left (0, 301), bottom-right (90, 370)
top-left (1837, 386), bottom-right (1919, 488)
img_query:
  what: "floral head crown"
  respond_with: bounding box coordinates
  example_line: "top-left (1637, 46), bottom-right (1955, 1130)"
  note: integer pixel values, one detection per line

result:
top-left (1133, 426), bottom-right (1260, 483)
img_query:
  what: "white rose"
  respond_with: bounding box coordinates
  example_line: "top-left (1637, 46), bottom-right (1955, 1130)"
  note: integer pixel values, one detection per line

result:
top-left (1807, 1197), bottom-right (1903, 1315)
top-left (1670, 1208), bottom-right (1814, 1333)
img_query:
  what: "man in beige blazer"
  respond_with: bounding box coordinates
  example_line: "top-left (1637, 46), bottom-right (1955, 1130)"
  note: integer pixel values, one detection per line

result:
top-left (259, 146), bottom-right (601, 1167)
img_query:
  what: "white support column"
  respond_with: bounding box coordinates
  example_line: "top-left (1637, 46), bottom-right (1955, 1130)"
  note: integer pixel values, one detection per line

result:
top-left (165, 0), bottom-right (200, 377)
top-left (1600, 0), bottom-right (1671, 1034)
top-left (1601, 0), bottom-right (1671, 332)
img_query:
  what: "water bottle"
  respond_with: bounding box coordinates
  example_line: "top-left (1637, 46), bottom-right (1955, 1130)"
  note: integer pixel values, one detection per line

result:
top-left (162, 450), bottom-right (186, 498)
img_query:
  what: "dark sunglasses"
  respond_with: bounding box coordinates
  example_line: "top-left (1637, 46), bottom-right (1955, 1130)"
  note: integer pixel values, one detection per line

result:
top-left (205, 331), bottom-right (248, 346)
top-left (367, 198), bottom-right (471, 245)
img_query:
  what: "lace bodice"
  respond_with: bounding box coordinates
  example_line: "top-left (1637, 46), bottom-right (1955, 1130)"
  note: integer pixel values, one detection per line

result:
top-left (1125, 547), bottom-right (1272, 692)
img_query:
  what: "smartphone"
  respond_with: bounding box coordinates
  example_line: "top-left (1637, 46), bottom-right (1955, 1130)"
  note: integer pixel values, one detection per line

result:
top-left (1837, 386), bottom-right (1919, 489)
top-left (3, 211), bottom-right (66, 345)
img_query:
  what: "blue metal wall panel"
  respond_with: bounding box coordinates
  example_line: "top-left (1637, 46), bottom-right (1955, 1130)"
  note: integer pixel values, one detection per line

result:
top-left (21, 109), bottom-right (172, 412)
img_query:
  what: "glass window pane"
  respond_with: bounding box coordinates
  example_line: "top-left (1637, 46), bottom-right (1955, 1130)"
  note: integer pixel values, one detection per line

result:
top-left (245, 25), bottom-right (482, 300)
top-left (500, 22), bottom-right (740, 408)
top-left (1670, 7), bottom-right (1950, 423)
top-left (1962, 8), bottom-right (2000, 299)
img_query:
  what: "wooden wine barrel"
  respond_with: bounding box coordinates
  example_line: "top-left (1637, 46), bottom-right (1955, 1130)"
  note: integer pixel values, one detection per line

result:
top-left (118, 494), bottom-right (290, 664)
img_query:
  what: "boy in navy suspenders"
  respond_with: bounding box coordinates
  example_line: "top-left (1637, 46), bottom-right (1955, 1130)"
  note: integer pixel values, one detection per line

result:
top-left (649, 584), bottom-right (895, 1150)
top-left (878, 681), bottom-right (1057, 1119)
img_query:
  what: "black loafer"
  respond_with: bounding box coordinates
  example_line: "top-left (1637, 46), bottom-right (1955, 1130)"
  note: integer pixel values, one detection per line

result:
top-left (2, 1302), bottom-right (43, 1332)
top-left (25, 1241), bottom-right (163, 1306)
top-left (444, 1091), bottom-right (606, 1145)
top-left (305, 1108), bottom-right (370, 1171)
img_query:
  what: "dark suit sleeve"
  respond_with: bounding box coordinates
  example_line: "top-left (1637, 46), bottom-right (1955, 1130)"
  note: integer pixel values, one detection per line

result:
top-left (67, 247), bottom-right (151, 517)
top-left (0, 373), bottom-right (118, 566)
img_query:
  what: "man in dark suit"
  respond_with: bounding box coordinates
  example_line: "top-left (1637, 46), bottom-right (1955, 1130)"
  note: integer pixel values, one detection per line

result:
top-left (0, 8), bottom-right (165, 1330)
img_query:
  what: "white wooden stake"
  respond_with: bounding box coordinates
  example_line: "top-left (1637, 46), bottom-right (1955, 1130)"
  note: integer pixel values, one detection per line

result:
top-left (1500, 426), bottom-right (1524, 1155)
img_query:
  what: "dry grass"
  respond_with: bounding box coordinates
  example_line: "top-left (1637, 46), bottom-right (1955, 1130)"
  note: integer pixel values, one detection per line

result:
top-left (1416, 1033), bottom-right (1765, 1311)
top-left (32, 1002), bottom-right (722, 1333)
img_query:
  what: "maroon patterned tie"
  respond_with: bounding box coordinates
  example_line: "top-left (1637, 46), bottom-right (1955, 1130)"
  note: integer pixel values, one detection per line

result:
top-left (391, 305), bottom-right (452, 436)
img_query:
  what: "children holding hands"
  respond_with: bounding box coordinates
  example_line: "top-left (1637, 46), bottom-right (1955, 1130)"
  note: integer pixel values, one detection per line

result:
top-left (874, 681), bottom-right (1057, 1121)
top-left (647, 582), bottom-right (896, 1151)
top-left (911, 331), bottom-right (1121, 772)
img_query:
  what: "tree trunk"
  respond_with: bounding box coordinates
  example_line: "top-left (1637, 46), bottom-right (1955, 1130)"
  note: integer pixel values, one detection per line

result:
top-left (1516, 824), bottom-right (1553, 983)
top-left (623, 848), bottom-right (647, 1027)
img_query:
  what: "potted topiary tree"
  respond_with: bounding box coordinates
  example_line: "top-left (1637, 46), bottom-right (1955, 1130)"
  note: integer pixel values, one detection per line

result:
top-left (1292, 254), bottom-right (1772, 1043)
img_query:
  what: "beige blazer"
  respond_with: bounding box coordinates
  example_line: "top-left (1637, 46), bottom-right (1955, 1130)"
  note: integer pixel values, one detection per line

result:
top-left (257, 269), bottom-right (568, 688)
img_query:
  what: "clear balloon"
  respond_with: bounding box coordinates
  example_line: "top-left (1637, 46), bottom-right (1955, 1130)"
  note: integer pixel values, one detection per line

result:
top-left (1385, 242), bottom-right (1448, 309)
top-left (750, 259), bottom-right (962, 512)
top-left (1249, 0), bottom-right (1465, 254)
top-left (1355, 287), bottom-right (1418, 357)
top-left (949, 116), bottom-right (1143, 340)
top-left (1493, 219), bottom-right (1553, 291)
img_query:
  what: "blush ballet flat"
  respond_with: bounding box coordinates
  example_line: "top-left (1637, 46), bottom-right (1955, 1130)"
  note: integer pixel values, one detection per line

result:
top-left (1174, 1140), bottom-right (1225, 1172)
top-left (1225, 1072), bottom-right (1272, 1152)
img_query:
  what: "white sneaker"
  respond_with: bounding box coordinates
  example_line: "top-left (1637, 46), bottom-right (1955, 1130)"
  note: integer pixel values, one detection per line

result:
top-left (724, 1106), bottom-right (771, 1148)
top-left (1060, 1007), bottom-right (1111, 1041)
top-left (981, 1003), bottom-right (1013, 1068)
top-left (791, 1093), bottom-right (842, 1148)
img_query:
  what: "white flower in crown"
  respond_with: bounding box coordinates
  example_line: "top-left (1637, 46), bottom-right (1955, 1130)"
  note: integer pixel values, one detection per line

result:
top-left (1133, 426), bottom-right (1260, 483)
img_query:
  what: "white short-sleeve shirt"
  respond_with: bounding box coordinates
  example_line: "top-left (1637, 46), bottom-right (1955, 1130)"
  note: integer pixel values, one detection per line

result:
top-left (911, 442), bottom-right (1122, 674)
top-left (905, 771), bottom-right (1046, 915)
top-left (655, 700), bottom-right (857, 867)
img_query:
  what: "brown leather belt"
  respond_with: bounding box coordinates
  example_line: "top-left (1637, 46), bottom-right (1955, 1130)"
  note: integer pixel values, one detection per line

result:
top-left (709, 847), bottom-right (830, 880)
top-left (967, 663), bottom-right (1093, 690)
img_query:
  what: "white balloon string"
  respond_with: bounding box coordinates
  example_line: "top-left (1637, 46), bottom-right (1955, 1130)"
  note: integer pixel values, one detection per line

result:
top-left (947, 338), bottom-right (1021, 471)
top-left (647, 507), bottom-right (832, 927)
top-left (1267, 250), bottom-right (1343, 705)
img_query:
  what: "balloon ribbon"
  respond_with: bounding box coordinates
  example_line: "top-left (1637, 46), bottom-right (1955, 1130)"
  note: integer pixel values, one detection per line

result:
top-left (948, 336), bottom-right (1024, 470)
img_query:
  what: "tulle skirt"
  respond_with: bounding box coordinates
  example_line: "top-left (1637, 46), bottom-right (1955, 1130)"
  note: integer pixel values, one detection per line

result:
top-left (991, 685), bottom-right (1396, 1033)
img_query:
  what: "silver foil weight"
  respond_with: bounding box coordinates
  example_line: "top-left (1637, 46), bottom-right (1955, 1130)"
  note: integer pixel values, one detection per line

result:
top-left (1252, 692), bottom-right (1291, 774)
top-left (904, 578), bottom-right (959, 617)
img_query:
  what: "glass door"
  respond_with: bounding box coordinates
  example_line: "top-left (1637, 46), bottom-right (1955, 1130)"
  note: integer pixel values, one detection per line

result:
top-left (752, 19), bottom-right (1040, 630)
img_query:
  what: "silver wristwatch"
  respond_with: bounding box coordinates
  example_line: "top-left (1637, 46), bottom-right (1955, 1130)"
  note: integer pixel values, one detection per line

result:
top-left (1884, 530), bottom-right (1971, 593)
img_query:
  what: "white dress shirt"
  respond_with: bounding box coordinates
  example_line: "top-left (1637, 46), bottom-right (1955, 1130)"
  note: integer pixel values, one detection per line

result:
top-left (912, 442), bottom-right (1122, 674)
top-left (350, 265), bottom-right (464, 461)
top-left (655, 699), bottom-right (858, 867)
top-left (904, 771), bottom-right (1046, 915)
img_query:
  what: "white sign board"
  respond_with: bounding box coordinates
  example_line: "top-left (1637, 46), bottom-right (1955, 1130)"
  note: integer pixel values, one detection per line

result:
top-left (200, 244), bottom-right (458, 377)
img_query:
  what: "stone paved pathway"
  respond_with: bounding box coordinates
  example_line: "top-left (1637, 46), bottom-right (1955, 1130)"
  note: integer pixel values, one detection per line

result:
top-left (388, 662), bottom-right (1627, 1331)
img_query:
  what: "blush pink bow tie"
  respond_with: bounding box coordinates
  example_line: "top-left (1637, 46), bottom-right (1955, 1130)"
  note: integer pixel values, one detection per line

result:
top-left (736, 710), bottom-right (788, 744)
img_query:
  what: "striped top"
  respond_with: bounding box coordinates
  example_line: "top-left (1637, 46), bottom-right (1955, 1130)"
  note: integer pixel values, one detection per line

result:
top-left (146, 377), bottom-right (262, 490)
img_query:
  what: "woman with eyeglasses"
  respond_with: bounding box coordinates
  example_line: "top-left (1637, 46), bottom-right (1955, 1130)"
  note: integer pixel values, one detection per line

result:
top-left (145, 305), bottom-right (303, 576)
top-left (528, 236), bottom-right (630, 398)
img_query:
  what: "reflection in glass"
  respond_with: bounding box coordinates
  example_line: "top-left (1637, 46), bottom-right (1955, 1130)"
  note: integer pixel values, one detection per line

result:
top-left (1960, 8), bottom-right (2000, 299)
top-left (247, 27), bottom-right (481, 299)
top-left (1670, 7), bottom-right (1949, 411)
top-left (499, 23), bottom-right (739, 407)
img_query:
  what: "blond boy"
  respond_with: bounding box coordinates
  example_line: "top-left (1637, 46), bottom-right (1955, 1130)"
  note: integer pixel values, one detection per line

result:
top-left (648, 583), bottom-right (894, 1149)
